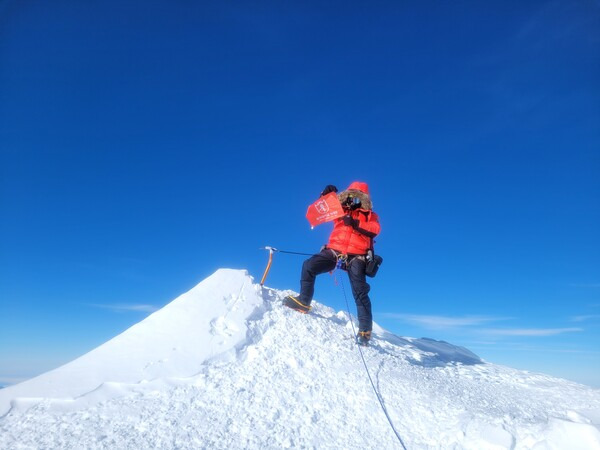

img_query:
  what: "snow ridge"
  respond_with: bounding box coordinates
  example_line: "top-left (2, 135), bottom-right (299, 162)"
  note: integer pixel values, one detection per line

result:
top-left (1, 269), bottom-right (600, 449)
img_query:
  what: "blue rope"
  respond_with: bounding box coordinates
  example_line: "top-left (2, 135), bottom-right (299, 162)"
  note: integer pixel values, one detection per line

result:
top-left (337, 273), bottom-right (408, 450)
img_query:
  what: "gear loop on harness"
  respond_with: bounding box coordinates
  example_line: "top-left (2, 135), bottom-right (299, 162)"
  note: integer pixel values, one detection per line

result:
top-left (336, 253), bottom-right (348, 271)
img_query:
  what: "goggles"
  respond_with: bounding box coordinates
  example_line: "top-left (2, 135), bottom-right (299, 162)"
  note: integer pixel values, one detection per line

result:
top-left (346, 196), bottom-right (362, 209)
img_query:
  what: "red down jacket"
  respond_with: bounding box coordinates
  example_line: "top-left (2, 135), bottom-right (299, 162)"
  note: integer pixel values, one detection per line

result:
top-left (327, 182), bottom-right (380, 255)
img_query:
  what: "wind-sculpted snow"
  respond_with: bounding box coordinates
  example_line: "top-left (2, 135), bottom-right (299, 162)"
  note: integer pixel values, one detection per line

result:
top-left (1, 269), bottom-right (599, 449)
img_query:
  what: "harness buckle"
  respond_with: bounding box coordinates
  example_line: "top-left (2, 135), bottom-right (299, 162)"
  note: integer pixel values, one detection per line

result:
top-left (336, 253), bottom-right (348, 271)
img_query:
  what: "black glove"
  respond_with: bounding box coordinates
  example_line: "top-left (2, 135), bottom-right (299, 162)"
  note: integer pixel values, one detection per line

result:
top-left (342, 215), bottom-right (358, 228)
top-left (320, 185), bottom-right (338, 197)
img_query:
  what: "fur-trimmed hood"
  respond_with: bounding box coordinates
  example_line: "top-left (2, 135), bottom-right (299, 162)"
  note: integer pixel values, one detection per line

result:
top-left (338, 187), bottom-right (373, 211)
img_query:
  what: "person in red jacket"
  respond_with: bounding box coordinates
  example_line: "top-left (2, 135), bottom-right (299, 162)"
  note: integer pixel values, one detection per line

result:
top-left (284, 181), bottom-right (381, 346)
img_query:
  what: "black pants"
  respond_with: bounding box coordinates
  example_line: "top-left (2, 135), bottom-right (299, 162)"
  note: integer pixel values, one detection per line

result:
top-left (298, 249), bottom-right (373, 332)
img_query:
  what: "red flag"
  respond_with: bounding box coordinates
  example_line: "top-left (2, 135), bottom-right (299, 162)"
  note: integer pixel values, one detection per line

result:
top-left (306, 192), bottom-right (344, 227)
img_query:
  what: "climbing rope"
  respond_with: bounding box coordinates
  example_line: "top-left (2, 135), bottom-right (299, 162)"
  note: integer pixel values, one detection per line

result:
top-left (336, 272), bottom-right (408, 450)
top-left (259, 245), bottom-right (408, 448)
top-left (260, 246), bottom-right (314, 256)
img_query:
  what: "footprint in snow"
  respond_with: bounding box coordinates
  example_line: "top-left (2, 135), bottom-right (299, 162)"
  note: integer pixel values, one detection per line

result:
top-left (210, 316), bottom-right (239, 337)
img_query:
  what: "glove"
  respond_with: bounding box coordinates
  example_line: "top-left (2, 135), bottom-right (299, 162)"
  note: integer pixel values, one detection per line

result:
top-left (342, 215), bottom-right (358, 228)
top-left (320, 185), bottom-right (338, 197)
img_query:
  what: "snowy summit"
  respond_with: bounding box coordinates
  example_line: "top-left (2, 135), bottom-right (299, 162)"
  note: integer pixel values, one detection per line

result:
top-left (1, 269), bottom-right (599, 449)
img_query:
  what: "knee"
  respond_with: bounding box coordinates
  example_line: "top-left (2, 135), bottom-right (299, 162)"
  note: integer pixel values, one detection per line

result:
top-left (357, 290), bottom-right (371, 304)
top-left (301, 259), bottom-right (315, 278)
top-left (353, 282), bottom-right (370, 300)
top-left (351, 276), bottom-right (370, 294)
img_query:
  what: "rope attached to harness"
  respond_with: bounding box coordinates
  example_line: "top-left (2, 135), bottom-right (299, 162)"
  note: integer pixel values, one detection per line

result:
top-left (259, 246), bottom-right (407, 448)
top-left (336, 274), bottom-right (408, 450)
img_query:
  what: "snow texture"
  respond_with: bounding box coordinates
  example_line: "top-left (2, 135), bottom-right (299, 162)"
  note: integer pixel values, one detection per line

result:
top-left (1, 268), bottom-right (599, 449)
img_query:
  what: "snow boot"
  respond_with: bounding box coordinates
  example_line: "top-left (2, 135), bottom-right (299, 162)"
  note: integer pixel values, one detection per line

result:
top-left (357, 330), bottom-right (371, 346)
top-left (283, 295), bottom-right (311, 314)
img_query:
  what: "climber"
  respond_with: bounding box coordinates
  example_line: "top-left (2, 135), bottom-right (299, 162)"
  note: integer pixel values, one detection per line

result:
top-left (284, 182), bottom-right (381, 346)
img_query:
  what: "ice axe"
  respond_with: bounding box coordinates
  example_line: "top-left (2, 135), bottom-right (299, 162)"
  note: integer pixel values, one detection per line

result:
top-left (259, 246), bottom-right (276, 286)
top-left (259, 246), bottom-right (313, 286)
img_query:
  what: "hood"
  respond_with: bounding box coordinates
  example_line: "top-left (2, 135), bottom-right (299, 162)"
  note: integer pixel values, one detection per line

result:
top-left (338, 181), bottom-right (373, 211)
top-left (347, 181), bottom-right (369, 194)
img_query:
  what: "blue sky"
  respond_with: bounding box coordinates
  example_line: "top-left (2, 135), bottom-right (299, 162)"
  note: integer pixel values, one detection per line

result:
top-left (1, 1), bottom-right (599, 387)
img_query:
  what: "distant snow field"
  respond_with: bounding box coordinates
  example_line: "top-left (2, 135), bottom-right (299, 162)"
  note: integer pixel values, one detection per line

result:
top-left (1, 269), bottom-right (599, 449)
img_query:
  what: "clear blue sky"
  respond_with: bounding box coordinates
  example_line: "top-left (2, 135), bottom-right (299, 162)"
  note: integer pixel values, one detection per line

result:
top-left (1, 1), bottom-right (599, 387)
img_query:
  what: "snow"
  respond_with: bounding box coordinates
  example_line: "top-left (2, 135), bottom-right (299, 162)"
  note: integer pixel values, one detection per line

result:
top-left (1, 269), bottom-right (599, 449)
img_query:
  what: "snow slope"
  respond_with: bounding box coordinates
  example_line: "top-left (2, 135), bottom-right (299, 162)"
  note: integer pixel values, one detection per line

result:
top-left (1, 269), bottom-right (599, 449)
